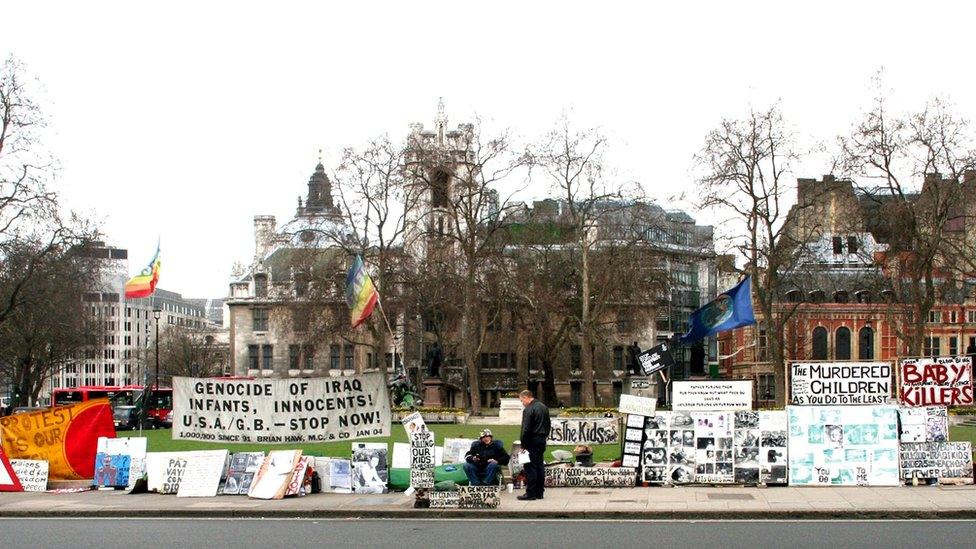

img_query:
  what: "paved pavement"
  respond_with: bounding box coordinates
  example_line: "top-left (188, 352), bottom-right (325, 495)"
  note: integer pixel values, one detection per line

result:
top-left (2, 485), bottom-right (976, 519)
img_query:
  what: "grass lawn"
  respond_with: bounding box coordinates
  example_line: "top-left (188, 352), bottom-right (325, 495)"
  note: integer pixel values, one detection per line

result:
top-left (949, 424), bottom-right (976, 445)
top-left (119, 424), bottom-right (623, 463)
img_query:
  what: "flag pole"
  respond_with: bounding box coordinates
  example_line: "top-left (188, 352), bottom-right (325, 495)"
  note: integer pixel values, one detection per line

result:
top-left (375, 298), bottom-right (400, 374)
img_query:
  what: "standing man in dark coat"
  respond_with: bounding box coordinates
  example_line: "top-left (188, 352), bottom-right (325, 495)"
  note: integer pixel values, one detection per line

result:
top-left (518, 389), bottom-right (550, 500)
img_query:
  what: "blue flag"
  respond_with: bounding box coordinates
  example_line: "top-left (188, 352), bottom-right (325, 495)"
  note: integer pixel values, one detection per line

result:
top-left (680, 276), bottom-right (756, 343)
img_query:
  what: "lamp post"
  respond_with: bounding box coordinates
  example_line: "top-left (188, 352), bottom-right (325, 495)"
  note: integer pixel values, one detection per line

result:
top-left (153, 308), bottom-right (161, 393)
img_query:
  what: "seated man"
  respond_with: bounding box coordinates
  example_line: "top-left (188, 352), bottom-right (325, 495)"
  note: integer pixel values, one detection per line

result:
top-left (463, 429), bottom-right (510, 486)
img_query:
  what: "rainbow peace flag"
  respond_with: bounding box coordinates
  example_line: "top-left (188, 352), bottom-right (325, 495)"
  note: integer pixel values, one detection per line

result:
top-left (345, 254), bottom-right (379, 328)
top-left (124, 244), bottom-right (161, 299)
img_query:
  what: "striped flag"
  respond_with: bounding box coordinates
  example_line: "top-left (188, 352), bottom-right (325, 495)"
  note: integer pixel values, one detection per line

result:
top-left (124, 242), bottom-right (161, 299)
top-left (345, 255), bottom-right (379, 328)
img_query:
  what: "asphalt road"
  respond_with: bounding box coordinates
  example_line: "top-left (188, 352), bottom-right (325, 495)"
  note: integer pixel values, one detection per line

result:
top-left (3, 518), bottom-right (976, 548)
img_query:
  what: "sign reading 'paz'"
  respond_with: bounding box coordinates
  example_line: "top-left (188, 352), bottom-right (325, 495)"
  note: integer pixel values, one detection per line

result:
top-left (172, 373), bottom-right (391, 443)
top-left (0, 399), bottom-right (116, 480)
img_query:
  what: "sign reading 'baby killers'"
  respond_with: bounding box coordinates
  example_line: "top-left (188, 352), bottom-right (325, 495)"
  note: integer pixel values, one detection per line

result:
top-left (790, 362), bottom-right (892, 405)
top-left (172, 373), bottom-right (390, 443)
top-left (547, 418), bottom-right (619, 445)
top-left (899, 357), bottom-right (974, 407)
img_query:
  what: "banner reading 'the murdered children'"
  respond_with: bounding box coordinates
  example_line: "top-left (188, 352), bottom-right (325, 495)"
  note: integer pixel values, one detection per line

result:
top-left (172, 373), bottom-right (390, 443)
top-left (899, 357), bottom-right (974, 407)
top-left (790, 362), bottom-right (892, 405)
top-left (547, 417), bottom-right (619, 445)
top-left (787, 405), bottom-right (900, 486)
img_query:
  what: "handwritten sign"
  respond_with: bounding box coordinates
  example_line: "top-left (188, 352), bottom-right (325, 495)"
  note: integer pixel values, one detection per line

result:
top-left (672, 381), bottom-right (752, 411)
top-left (545, 467), bottom-right (636, 487)
top-left (618, 394), bottom-right (656, 416)
top-left (791, 362), bottom-right (892, 405)
top-left (10, 460), bottom-right (48, 492)
top-left (547, 418), bottom-right (618, 445)
top-left (899, 357), bottom-right (973, 406)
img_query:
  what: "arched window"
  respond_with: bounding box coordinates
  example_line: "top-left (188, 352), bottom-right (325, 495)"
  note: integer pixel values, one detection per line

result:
top-left (858, 326), bottom-right (874, 360)
top-left (808, 290), bottom-right (826, 303)
top-left (812, 327), bottom-right (828, 360)
top-left (855, 290), bottom-right (872, 304)
top-left (786, 290), bottom-right (803, 303)
top-left (836, 327), bottom-right (852, 360)
top-left (833, 291), bottom-right (849, 303)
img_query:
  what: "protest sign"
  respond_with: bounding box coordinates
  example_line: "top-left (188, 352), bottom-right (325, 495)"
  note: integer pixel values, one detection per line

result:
top-left (171, 373), bottom-right (390, 443)
top-left (691, 411), bottom-right (734, 483)
top-left (547, 418), bottom-right (619, 445)
top-left (284, 456), bottom-right (313, 497)
top-left (418, 487), bottom-right (499, 508)
top-left (93, 437), bottom-right (146, 489)
top-left (790, 362), bottom-right (892, 405)
top-left (443, 438), bottom-right (475, 464)
top-left (0, 446), bottom-right (22, 491)
top-left (10, 460), bottom-right (48, 492)
top-left (177, 450), bottom-right (228, 498)
top-left (145, 452), bottom-right (188, 494)
top-left (899, 407), bottom-right (948, 443)
top-left (410, 430), bottom-right (436, 488)
top-left (312, 457), bottom-right (352, 493)
top-left (672, 381), bottom-right (752, 411)
top-left (787, 405), bottom-right (900, 486)
top-left (0, 398), bottom-right (115, 480)
top-left (899, 357), bottom-right (973, 407)
top-left (249, 450), bottom-right (302, 500)
top-left (544, 467), bottom-right (636, 487)
top-left (734, 411), bottom-right (788, 484)
top-left (401, 411), bottom-right (428, 437)
top-left (638, 342), bottom-right (675, 376)
top-left (352, 442), bottom-right (388, 494)
top-left (392, 442), bottom-right (410, 469)
top-left (900, 442), bottom-right (973, 483)
top-left (618, 394), bottom-right (656, 416)
top-left (221, 452), bottom-right (264, 495)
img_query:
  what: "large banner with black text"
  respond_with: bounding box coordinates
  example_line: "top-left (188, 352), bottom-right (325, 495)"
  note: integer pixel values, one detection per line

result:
top-left (172, 374), bottom-right (391, 443)
top-left (790, 362), bottom-right (892, 405)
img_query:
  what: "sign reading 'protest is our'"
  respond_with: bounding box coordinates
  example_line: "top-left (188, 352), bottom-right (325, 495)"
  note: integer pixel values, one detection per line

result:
top-left (899, 357), bottom-right (974, 407)
top-left (790, 362), bottom-right (892, 405)
top-left (172, 373), bottom-right (390, 444)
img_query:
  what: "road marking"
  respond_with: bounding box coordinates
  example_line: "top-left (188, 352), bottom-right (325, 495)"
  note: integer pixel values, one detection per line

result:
top-left (2, 517), bottom-right (975, 523)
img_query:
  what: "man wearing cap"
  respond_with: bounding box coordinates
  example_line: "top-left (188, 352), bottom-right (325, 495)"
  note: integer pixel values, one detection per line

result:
top-left (463, 429), bottom-right (510, 486)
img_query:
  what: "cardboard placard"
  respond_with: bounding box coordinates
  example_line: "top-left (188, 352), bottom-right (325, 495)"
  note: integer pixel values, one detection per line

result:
top-left (10, 460), bottom-right (47, 492)
top-left (177, 450), bottom-right (228, 497)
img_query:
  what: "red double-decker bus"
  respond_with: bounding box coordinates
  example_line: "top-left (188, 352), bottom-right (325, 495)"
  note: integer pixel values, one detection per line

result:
top-left (51, 385), bottom-right (173, 426)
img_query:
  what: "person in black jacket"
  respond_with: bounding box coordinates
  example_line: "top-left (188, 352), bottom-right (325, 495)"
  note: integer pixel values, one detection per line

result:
top-left (463, 429), bottom-right (510, 485)
top-left (518, 389), bottom-right (550, 500)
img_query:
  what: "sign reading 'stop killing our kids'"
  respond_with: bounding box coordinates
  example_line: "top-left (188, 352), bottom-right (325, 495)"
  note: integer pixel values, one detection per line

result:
top-left (172, 373), bottom-right (391, 443)
top-left (790, 362), bottom-right (892, 405)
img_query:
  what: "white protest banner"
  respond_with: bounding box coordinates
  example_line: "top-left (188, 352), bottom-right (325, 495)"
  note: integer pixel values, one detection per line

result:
top-left (900, 442), bottom-right (973, 483)
top-left (10, 460), bottom-right (48, 492)
top-left (410, 430), bottom-right (435, 488)
top-left (456, 485), bottom-right (501, 508)
top-left (177, 450), bottom-right (228, 498)
top-left (544, 467), bottom-right (636, 487)
top-left (672, 381), bottom-right (752, 411)
top-left (172, 373), bottom-right (390, 443)
top-left (790, 362), bottom-right (892, 405)
top-left (898, 407), bottom-right (948, 443)
top-left (547, 417), bottom-right (619, 445)
top-left (733, 411), bottom-right (788, 485)
top-left (899, 357), bottom-right (974, 407)
top-left (618, 394), bottom-right (656, 416)
top-left (249, 450), bottom-right (302, 500)
top-left (443, 438), bottom-right (475, 464)
top-left (787, 405), bottom-right (900, 486)
top-left (392, 443), bottom-right (410, 469)
top-left (146, 452), bottom-right (188, 494)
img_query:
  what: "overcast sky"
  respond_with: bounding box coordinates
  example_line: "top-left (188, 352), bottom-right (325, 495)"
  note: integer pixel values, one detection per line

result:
top-left (2, 1), bottom-right (974, 298)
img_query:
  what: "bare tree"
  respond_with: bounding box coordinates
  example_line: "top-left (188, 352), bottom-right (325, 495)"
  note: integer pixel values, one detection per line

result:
top-left (0, 239), bottom-right (104, 406)
top-left (695, 105), bottom-right (806, 403)
top-left (157, 325), bottom-right (226, 384)
top-left (404, 120), bottom-right (528, 414)
top-left (838, 89), bottom-right (976, 356)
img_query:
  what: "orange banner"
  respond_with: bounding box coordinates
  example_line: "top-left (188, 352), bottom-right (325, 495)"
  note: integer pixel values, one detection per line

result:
top-left (0, 399), bottom-right (116, 480)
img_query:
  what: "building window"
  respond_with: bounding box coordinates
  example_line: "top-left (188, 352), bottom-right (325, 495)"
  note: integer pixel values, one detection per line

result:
top-left (786, 290), bottom-right (803, 303)
top-left (847, 236), bottom-right (858, 254)
top-left (344, 344), bottom-right (354, 370)
top-left (835, 327), bottom-right (851, 360)
top-left (833, 291), bottom-right (849, 304)
top-left (431, 170), bottom-right (449, 208)
top-left (968, 310), bottom-right (976, 324)
top-left (248, 344), bottom-right (259, 369)
top-left (294, 273), bottom-right (309, 298)
top-left (616, 314), bottom-right (631, 334)
top-left (570, 345), bottom-right (581, 371)
top-left (928, 310), bottom-right (939, 323)
top-left (292, 308), bottom-right (309, 332)
top-left (253, 308), bottom-right (269, 331)
top-left (261, 344), bottom-right (273, 370)
top-left (303, 345), bottom-right (315, 370)
top-left (858, 326), bottom-right (874, 360)
top-left (570, 381), bottom-right (582, 407)
top-left (832, 236), bottom-right (843, 254)
top-left (950, 336), bottom-right (958, 357)
top-left (289, 345), bottom-right (300, 369)
top-left (758, 374), bottom-right (776, 402)
top-left (254, 274), bottom-right (268, 298)
top-left (613, 346), bottom-right (624, 371)
top-left (949, 311), bottom-right (958, 324)
top-left (330, 345), bottom-right (341, 370)
top-left (924, 336), bottom-right (941, 357)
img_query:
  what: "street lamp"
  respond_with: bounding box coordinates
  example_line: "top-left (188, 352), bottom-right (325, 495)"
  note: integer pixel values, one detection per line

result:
top-left (153, 308), bottom-right (161, 392)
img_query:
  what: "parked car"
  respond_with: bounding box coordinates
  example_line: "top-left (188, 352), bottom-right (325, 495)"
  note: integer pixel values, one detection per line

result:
top-left (160, 409), bottom-right (173, 428)
top-left (113, 405), bottom-right (140, 431)
top-left (11, 406), bottom-right (44, 415)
